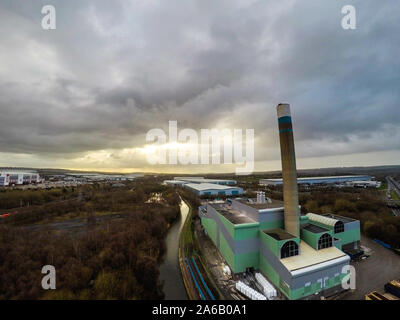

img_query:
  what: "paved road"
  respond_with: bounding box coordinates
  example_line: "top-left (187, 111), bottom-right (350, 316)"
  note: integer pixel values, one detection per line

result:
top-left (387, 176), bottom-right (400, 199)
top-left (385, 176), bottom-right (400, 216)
top-left (341, 235), bottom-right (400, 300)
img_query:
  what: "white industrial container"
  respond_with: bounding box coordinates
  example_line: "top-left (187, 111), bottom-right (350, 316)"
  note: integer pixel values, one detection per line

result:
top-left (235, 281), bottom-right (267, 301)
top-left (255, 273), bottom-right (277, 299)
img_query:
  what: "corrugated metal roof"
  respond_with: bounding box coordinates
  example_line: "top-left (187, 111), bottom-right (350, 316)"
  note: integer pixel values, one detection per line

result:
top-left (185, 183), bottom-right (241, 191)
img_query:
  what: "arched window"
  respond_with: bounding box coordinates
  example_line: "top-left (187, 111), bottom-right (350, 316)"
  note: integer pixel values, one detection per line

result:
top-left (334, 221), bottom-right (344, 233)
top-left (318, 233), bottom-right (333, 250)
top-left (281, 241), bottom-right (299, 259)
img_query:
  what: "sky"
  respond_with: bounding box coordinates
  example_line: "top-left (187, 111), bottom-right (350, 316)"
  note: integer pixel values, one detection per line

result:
top-left (0, 0), bottom-right (399, 174)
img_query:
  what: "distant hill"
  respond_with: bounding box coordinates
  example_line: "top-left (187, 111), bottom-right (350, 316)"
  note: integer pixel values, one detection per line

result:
top-left (203, 165), bottom-right (400, 179)
top-left (1, 165), bottom-right (399, 179)
top-left (0, 167), bottom-right (148, 176)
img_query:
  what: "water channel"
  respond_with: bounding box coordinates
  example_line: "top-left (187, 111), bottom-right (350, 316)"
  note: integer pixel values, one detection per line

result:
top-left (159, 200), bottom-right (189, 299)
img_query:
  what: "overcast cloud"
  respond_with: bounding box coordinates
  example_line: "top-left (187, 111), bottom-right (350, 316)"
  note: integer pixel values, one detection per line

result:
top-left (0, 0), bottom-right (399, 173)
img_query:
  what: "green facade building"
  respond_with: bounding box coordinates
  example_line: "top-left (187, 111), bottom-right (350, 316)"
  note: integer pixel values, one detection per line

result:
top-left (199, 198), bottom-right (361, 300)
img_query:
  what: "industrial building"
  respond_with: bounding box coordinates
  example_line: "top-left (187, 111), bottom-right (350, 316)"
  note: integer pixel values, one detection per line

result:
top-left (67, 173), bottom-right (142, 181)
top-left (184, 183), bottom-right (243, 197)
top-left (259, 175), bottom-right (373, 186)
top-left (174, 177), bottom-right (237, 185)
top-left (163, 180), bottom-right (189, 187)
top-left (199, 104), bottom-right (361, 299)
top-left (199, 198), bottom-right (359, 299)
top-left (0, 170), bottom-right (42, 186)
top-left (345, 180), bottom-right (382, 188)
top-left (163, 177), bottom-right (241, 196)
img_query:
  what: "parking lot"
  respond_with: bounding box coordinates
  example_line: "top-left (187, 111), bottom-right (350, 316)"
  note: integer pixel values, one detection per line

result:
top-left (341, 235), bottom-right (400, 300)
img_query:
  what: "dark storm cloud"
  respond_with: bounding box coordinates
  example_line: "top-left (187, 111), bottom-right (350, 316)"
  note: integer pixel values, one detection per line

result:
top-left (0, 0), bottom-right (399, 169)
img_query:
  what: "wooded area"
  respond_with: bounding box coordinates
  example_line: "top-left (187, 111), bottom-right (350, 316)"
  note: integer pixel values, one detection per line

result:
top-left (0, 183), bottom-right (180, 299)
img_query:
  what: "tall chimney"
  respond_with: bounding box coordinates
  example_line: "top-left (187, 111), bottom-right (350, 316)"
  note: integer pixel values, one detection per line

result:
top-left (277, 104), bottom-right (300, 237)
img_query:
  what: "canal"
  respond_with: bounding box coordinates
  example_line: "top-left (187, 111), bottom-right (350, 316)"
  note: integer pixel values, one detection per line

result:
top-left (159, 199), bottom-right (189, 299)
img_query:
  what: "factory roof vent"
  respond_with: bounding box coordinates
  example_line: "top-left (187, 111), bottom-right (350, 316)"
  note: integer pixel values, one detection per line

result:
top-left (256, 191), bottom-right (266, 204)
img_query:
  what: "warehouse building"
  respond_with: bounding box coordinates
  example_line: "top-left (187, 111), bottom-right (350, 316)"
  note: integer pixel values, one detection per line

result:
top-left (163, 180), bottom-right (189, 187)
top-left (184, 183), bottom-right (243, 196)
top-left (67, 173), bottom-right (141, 181)
top-left (345, 180), bottom-right (381, 188)
top-left (174, 177), bottom-right (237, 185)
top-left (259, 175), bottom-right (373, 186)
top-left (199, 104), bottom-right (361, 299)
top-left (0, 170), bottom-right (42, 186)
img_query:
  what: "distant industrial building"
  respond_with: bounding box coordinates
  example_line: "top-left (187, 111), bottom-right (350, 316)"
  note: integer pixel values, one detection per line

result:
top-left (345, 180), bottom-right (381, 188)
top-left (259, 175), bottom-right (373, 186)
top-left (163, 177), bottom-right (241, 196)
top-left (199, 104), bottom-right (361, 300)
top-left (0, 170), bottom-right (42, 186)
top-left (174, 177), bottom-right (237, 185)
top-left (163, 180), bottom-right (188, 187)
top-left (67, 173), bottom-right (142, 181)
top-left (184, 183), bottom-right (243, 196)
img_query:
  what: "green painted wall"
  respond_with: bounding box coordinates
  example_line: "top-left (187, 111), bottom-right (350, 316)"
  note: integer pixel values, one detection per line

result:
top-left (234, 223), bottom-right (259, 240)
top-left (304, 218), bottom-right (360, 246)
top-left (300, 228), bottom-right (319, 249)
top-left (216, 213), bottom-right (235, 238)
top-left (235, 251), bottom-right (259, 272)
top-left (259, 255), bottom-right (280, 288)
top-left (259, 220), bottom-right (284, 231)
top-left (334, 238), bottom-right (342, 250)
top-left (335, 229), bottom-right (360, 245)
top-left (260, 231), bottom-right (301, 260)
top-left (202, 211), bottom-right (260, 273)
top-left (300, 228), bottom-right (333, 250)
top-left (201, 217), bottom-right (217, 245)
top-left (219, 232), bottom-right (235, 271)
top-left (260, 232), bottom-right (280, 258)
